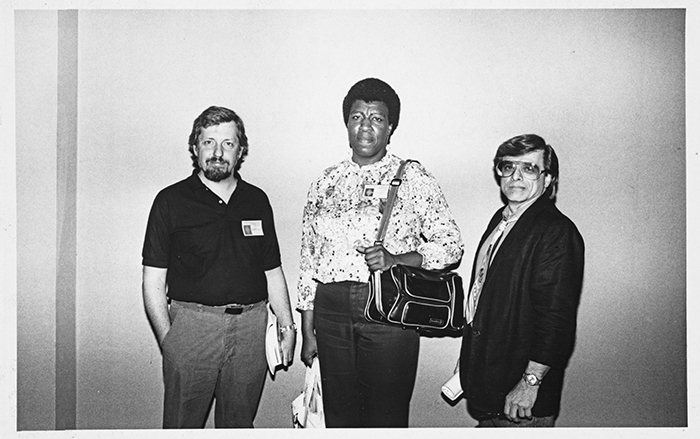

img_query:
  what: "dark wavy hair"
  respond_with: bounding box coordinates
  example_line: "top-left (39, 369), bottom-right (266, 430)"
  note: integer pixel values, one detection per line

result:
top-left (342, 78), bottom-right (400, 142)
top-left (493, 134), bottom-right (559, 200)
top-left (187, 106), bottom-right (249, 172)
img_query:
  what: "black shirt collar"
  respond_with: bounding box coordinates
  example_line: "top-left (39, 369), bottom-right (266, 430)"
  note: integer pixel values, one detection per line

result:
top-left (186, 169), bottom-right (246, 192)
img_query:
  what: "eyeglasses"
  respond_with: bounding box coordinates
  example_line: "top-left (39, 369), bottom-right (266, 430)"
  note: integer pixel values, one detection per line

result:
top-left (495, 160), bottom-right (546, 180)
top-left (198, 139), bottom-right (238, 151)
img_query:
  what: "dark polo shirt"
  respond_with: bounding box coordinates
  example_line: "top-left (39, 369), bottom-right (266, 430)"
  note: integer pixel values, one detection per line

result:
top-left (142, 171), bottom-right (281, 306)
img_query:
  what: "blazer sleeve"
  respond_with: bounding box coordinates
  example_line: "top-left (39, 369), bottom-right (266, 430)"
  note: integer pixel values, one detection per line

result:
top-left (528, 217), bottom-right (585, 369)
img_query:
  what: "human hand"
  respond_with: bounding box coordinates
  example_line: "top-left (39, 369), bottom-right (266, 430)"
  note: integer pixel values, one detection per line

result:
top-left (503, 378), bottom-right (539, 422)
top-left (301, 332), bottom-right (318, 367)
top-left (356, 244), bottom-right (396, 272)
top-left (279, 329), bottom-right (296, 367)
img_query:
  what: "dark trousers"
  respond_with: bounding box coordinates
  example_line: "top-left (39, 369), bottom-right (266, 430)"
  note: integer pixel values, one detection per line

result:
top-left (161, 300), bottom-right (267, 428)
top-left (313, 281), bottom-right (420, 428)
top-left (478, 415), bottom-right (556, 427)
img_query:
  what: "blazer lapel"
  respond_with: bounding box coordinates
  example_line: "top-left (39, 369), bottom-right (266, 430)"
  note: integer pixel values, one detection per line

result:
top-left (486, 196), bottom-right (550, 275)
top-left (468, 207), bottom-right (506, 289)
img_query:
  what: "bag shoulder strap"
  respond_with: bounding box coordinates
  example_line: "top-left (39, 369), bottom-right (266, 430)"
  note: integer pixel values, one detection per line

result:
top-left (375, 159), bottom-right (416, 244)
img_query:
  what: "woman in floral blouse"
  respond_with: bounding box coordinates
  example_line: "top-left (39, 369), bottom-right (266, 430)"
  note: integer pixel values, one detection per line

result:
top-left (296, 78), bottom-right (463, 427)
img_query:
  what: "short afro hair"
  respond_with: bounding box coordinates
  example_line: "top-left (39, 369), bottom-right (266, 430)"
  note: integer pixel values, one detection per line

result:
top-left (342, 78), bottom-right (400, 137)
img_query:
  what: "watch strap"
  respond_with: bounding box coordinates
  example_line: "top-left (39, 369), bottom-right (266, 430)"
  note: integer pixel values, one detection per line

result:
top-left (522, 373), bottom-right (542, 386)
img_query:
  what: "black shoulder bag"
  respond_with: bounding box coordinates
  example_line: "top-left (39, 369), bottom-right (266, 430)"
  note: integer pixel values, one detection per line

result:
top-left (363, 160), bottom-right (465, 332)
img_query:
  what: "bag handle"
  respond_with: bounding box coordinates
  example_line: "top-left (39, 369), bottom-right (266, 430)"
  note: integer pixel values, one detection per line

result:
top-left (371, 159), bottom-right (414, 291)
top-left (374, 159), bottom-right (415, 245)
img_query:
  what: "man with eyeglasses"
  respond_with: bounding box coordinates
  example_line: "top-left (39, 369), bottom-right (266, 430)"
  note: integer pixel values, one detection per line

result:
top-left (458, 134), bottom-right (585, 427)
top-left (141, 106), bottom-right (296, 428)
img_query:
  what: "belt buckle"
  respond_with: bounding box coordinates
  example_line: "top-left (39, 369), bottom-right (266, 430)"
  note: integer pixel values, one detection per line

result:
top-left (224, 306), bottom-right (244, 315)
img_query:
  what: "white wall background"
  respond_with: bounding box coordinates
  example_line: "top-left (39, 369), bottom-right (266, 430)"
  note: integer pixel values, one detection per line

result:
top-left (13, 5), bottom-right (689, 433)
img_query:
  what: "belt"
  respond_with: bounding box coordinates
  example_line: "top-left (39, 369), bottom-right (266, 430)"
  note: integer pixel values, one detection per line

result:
top-left (171, 299), bottom-right (263, 315)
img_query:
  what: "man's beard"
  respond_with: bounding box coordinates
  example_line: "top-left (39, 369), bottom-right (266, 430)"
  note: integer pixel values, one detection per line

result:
top-left (202, 159), bottom-right (232, 182)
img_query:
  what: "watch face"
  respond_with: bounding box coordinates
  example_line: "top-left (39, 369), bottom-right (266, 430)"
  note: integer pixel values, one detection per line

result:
top-left (524, 374), bottom-right (540, 386)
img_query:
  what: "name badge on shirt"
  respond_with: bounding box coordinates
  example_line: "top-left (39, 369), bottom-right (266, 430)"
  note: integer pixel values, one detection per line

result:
top-left (241, 220), bottom-right (264, 237)
top-left (363, 184), bottom-right (390, 199)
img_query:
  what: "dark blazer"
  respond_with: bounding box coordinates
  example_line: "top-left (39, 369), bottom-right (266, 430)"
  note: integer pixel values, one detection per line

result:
top-left (459, 195), bottom-right (584, 419)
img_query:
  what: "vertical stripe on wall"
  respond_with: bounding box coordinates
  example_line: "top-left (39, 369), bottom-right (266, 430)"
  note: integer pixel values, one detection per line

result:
top-left (55, 9), bottom-right (78, 430)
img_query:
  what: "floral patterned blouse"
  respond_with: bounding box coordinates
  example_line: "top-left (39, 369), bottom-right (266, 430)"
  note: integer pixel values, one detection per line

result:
top-left (296, 153), bottom-right (463, 311)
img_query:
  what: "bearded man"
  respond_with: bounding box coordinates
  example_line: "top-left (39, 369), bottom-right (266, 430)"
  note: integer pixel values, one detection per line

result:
top-left (141, 106), bottom-right (296, 428)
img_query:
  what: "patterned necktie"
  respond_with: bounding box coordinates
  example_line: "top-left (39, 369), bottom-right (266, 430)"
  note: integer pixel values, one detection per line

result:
top-left (465, 215), bottom-right (516, 324)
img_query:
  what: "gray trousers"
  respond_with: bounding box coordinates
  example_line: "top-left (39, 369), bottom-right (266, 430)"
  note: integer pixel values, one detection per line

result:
top-left (160, 300), bottom-right (267, 428)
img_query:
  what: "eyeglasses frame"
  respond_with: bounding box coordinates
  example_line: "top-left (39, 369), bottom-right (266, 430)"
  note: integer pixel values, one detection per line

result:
top-left (495, 159), bottom-right (548, 180)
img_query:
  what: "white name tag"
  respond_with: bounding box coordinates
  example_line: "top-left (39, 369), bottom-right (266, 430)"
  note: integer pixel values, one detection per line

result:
top-left (362, 184), bottom-right (390, 199)
top-left (241, 220), bottom-right (264, 237)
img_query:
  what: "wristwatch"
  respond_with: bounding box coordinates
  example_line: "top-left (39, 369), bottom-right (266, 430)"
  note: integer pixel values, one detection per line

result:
top-left (279, 323), bottom-right (297, 333)
top-left (522, 373), bottom-right (542, 386)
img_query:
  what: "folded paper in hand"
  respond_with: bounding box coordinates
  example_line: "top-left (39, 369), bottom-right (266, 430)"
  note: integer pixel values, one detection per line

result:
top-left (265, 304), bottom-right (282, 375)
top-left (441, 371), bottom-right (463, 401)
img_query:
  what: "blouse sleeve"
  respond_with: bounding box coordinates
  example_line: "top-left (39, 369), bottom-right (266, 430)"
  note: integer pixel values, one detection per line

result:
top-left (296, 180), bottom-right (320, 311)
top-left (405, 163), bottom-right (464, 270)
